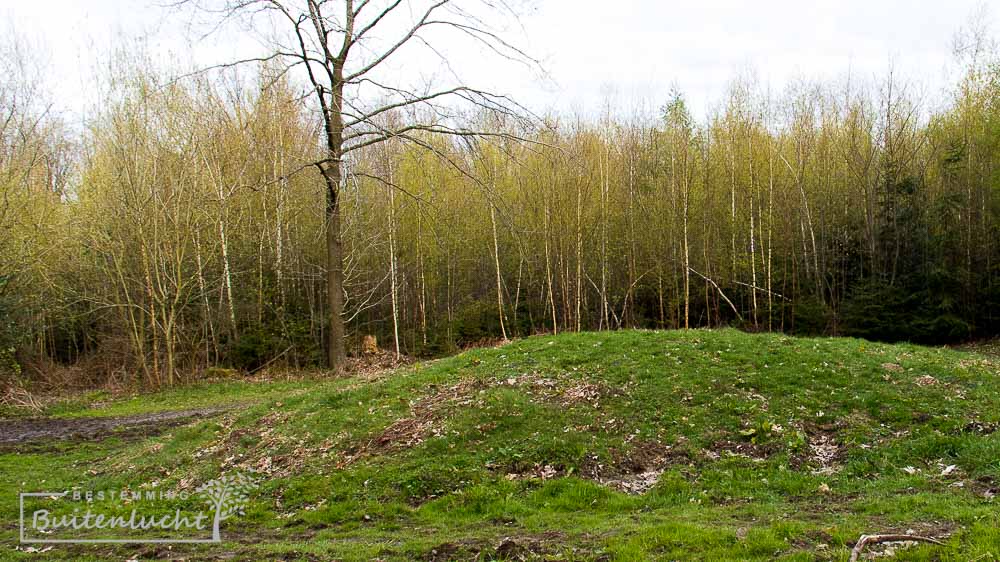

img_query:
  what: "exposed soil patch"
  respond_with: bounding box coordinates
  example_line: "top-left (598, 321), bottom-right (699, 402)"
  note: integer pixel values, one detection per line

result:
top-left (785, 420), bottom-right (849, 473)
top-left (959, 420), bottom-right (998, 435)
top-left (0, 407), bottom-right (227, 447)
top-left (585, 440), bottom-right (689, 494)
top-left (807, 433), bottom-right (841, 475)
top-left (493, 439), bottom-right (687, 495)
top-left (712, 439), bottom-right (781, 461)
top-left (610, 439), bottom-right (689, 473)
top-left (561, 381), bottom-right (613, 406)
top-left (602, 469), bottom-right (665, 495)
top-left (423, 538), bottom-right (490, 561)
top-left (423, 532), bottom-right (567, 561)
top-left (492, 372), bottom-right (619, 408)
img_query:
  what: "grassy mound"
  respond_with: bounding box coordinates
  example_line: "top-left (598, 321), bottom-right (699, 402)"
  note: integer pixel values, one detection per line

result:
top-left (4, 329), bottom-right (1000, 560)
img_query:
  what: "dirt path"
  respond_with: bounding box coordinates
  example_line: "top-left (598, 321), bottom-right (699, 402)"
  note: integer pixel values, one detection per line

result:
top-left (0, 407), bottom-right (227, 446)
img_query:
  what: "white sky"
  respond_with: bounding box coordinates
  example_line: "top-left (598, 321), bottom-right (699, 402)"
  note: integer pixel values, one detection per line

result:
top-left (3, 0), bottom-right (992, 123)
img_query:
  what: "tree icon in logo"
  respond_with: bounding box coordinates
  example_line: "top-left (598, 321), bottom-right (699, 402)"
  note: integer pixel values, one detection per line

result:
top-left (196, 472), bottom-right (259, 542)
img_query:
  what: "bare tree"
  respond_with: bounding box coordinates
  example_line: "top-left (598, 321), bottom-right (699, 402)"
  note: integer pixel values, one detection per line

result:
top-left (180, 0), bottom-right (538, 369)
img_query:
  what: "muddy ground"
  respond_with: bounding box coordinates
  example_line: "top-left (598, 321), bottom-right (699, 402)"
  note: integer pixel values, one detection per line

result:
top-left (0, 407), bottom-right (227, 448)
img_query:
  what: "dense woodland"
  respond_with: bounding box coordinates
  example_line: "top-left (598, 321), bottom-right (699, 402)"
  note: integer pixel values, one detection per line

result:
top-left (2, 26), bottom-right (999, 388)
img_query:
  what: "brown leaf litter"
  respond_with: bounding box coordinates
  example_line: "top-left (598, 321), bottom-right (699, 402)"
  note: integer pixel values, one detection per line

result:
top-left (807, 433), bottom-right (842, 475)
top-left (338, 378), bottom-right (485, 467)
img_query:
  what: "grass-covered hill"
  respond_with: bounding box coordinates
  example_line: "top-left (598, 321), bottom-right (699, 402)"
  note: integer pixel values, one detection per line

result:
top-left (4, 329), bottom-right (1000, 560)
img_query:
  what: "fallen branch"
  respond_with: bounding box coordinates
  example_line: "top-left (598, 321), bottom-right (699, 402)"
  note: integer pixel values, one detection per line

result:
top-left (688, 267), bottom-right (743, 322)
top-left (848, 534), bottom-right (945, 562)
top-left (731, 280), bottom-right (790, 301)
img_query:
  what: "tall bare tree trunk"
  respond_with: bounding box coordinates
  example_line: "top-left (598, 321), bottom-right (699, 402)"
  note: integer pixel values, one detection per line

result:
top-left (544, 199), bottom-right (558, 334)
top-left (326, 181), bottom-right (345, 369)
top-left (626, 149), bottom-right (637, 328)
top-left (767, 137), bottom-right (775, 331)
top-left (446, 246), bottom-right (454, 342)
top-left (388, 171), bottom-right (400, 358)
top-left (140, 240), bottom-right (159, 387)
top-left (322, 55), bottom-right (347, 370)
top-left (417, 211), bottom-right (427, 347)
top-left (489, 202), bottom-right (508, 340)
top-left (599, 146), bottom-right (609, 330)
top-left (512, 256), bottom-right (523, 335)
top-left (575, 176), bottom-right (583, 332)
top-left (274, 130), bottom-right (287, 311)
top-left (205, 159), bottom-right (237, 336)
top-left (730, 139), bottom-right (738, 277)
top-left (748, 135), bottom-right (759, 328)
top-left (683, 173), bottom-right (690, 329)
top-left (194, 233), bottom-right (218, 363)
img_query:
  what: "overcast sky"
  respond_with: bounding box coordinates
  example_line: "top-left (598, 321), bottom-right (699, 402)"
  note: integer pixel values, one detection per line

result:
top-left (3, 0), bottom-right (991, 123)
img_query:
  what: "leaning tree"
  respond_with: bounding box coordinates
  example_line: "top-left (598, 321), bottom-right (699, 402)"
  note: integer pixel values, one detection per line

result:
top-left (179, 0), bottom-right (538, 369)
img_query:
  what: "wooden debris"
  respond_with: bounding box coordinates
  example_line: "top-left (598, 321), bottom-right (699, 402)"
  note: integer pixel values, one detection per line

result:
top-left (848, 533), bottom-right (944, 562)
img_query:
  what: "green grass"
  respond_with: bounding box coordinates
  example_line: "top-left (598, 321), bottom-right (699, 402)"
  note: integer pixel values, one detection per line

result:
top-left (25, 377), bottom-right (342, 419)
top-left (3, 329), bottom-right (1000, 560)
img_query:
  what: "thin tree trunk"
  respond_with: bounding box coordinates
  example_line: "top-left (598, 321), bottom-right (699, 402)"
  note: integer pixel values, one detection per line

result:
top-left (388, 171), bottom-right (400, 358)
top-left (140, 240), bottom-right (159, 387)
top-left (748, 134), bottom-right (759, 328)
top-left (417, 210), bottom-right (427, 347)
top-left (730, 139), bottom-right (738, 277)
top-left (218, 212), bottom-right (236, 334)
top-left (194, 233), bottom-right (218, 363)
top-left (513, 256), bottom-right (523, 336)
top-left (767, 137), bottom-right (775, 331)
top-left (575, 177), bottom-right (583, 332)
top-left (683, 173), bottom-right (690, 329)
top-left (489, 202), bottom-right (508, 340)
top-left (599, 146), bottom-right (609, 330)
top-left (627, 148), bottom-right (637, 328)
top-left (544, 199), bottom-right (558, 334)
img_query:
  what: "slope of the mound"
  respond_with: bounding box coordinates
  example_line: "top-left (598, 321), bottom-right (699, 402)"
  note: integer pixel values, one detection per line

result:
top-left (5, 329), bottom-right (1000, 560)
